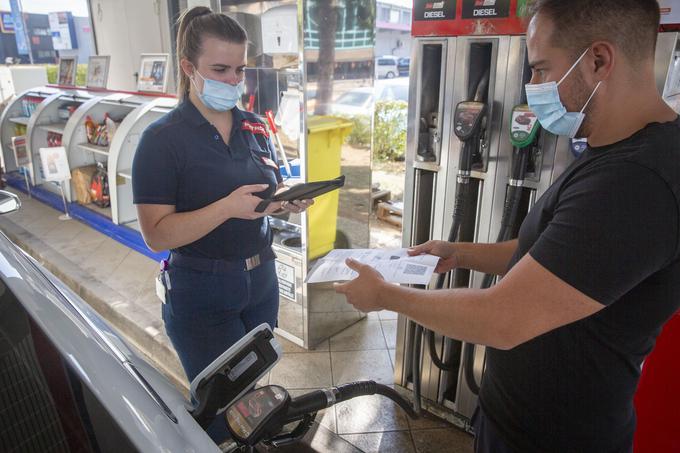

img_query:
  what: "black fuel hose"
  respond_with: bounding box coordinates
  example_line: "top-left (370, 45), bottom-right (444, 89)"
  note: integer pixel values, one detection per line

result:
top-left (283, 381), bottom-right (419, 422)
top-left (467, 145), bottom-right (534, 395)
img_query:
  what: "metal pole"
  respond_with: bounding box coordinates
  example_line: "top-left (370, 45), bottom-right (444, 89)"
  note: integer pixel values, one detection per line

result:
top-left (22, 167), bottom-right (31, 198)
top-left (17, 0), bottom-right (34, 64)
top-left (58, 181), bottom-right (71, 220)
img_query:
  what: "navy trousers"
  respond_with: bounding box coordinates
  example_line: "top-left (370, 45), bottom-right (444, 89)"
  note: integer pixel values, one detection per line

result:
top-left (162, 258), bottom-right (279, 443)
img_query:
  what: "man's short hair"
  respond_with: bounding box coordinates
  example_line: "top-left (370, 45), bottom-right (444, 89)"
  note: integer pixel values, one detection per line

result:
top-left (529, 0), bottom-right (661, 61)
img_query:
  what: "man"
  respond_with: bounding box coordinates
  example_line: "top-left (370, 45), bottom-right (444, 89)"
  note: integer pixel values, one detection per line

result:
top-left (335, 1), bottom-right (680, 452)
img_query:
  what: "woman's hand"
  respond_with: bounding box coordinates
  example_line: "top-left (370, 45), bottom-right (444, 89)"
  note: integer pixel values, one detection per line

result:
top-left (408, 240), bottom-right (460, 274)
top-left (280, 199), bottom-right (314, 214)
top-left (222, 184), bottom-right (282, 220)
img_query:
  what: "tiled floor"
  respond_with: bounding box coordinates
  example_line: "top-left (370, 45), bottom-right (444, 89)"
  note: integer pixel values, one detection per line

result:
top-left (0, 189), bottom-right (473, 453)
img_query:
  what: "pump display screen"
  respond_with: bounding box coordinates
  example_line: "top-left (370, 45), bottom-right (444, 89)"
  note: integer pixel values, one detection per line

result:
top-left (454, 101), bottom-right (486, 140)
top-left (226, 386), bottom-right (287, 442)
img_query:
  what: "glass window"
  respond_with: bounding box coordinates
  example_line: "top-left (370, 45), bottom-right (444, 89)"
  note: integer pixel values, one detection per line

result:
top-left (378, 6), bottom-right (390, 22)
top-left (389, 9), bottom-right (400, 23)
top-left (0, 279), bottom-right (139, 453)
top-left (401, 11), bottom-right (412, 25)
top-left (335, 91), bottom-right (372, 107)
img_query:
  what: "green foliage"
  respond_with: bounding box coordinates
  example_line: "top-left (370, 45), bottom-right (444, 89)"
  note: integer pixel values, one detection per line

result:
top-left (342, 114), bottom-right (372, 148)
top-left (45, 64), bottom-right (88, 87)
top-left (373, 100), bottom-right (408, 162)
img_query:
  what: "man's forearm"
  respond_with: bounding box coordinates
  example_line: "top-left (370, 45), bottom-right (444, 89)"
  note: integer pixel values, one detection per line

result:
top-left (380, 283), bottom-right (514, 350)
top-left (455, 239), bottom-right (518, 276)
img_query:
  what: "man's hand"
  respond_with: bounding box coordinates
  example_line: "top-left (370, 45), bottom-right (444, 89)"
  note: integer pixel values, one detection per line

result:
top-left (409, 240), bottom-right (459, 273)
top-left (334, 258), bottom-right (387, 312)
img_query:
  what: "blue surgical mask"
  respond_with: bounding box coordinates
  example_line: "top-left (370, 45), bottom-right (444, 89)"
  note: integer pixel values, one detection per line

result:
top-left (191, 70), bottom-right (244, 112)
top-left (525, 48), bottom-right (602, 138)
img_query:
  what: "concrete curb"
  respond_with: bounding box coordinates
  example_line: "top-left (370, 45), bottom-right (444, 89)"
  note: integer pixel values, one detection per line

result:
top-left (0, 215), bottom-right (189, 393)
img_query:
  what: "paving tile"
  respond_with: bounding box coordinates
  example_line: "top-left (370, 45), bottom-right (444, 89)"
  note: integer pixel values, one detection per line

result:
top-left (79, 239), bottom-right (130, 282)
top-left (330, 320), bottom-right (388, 352)
top-left (407, 410), bottom-right (453, 431)
top-left (411, 427), bottom-right (474, 453)
top-left (340, 431), bottom-right (416, 453)
top-left (274, 333), bottom-right (330, 353)
top-left (104, 250), bottom-right (157, 301)
top-left (331, 350), bottom-right (393, 385)
top-left (381, 319), bottom-right (398, 349)
top-left (289, 388), bottom-right (336, 433)
top-left (41, 219), bottom-right (89, 251)
top-left (269, 352), bottom-right (332, 389)
top-left (335, 387), bottom-right (410, 434)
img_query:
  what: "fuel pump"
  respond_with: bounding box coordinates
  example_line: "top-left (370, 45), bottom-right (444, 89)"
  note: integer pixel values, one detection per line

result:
top-left (411, 70), bottom-right (492, 411)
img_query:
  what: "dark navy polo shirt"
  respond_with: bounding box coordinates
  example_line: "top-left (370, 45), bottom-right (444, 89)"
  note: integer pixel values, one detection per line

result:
top-left (132, 100), bottom-right (282, 260)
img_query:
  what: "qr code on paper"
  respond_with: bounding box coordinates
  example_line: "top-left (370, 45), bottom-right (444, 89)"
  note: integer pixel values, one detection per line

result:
top-left (404, 264), bottom-right (427, 276)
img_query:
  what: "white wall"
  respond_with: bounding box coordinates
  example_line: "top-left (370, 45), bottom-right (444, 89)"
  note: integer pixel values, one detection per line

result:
top-left (89, 0), bottom-right (174, 91)
top-left (375, 29), bottom-right (411, 59)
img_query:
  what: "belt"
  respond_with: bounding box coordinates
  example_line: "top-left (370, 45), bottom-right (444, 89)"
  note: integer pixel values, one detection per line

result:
top-left (169, 248), bottom-right (276, 273)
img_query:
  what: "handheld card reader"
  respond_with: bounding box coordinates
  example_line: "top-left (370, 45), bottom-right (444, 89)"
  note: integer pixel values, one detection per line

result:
top-left (255, 175), bottom-right (345, 213)
top-left (190, 324), bottom-right (282, 429)
top-left (510, 104), bottom-right (540, 149)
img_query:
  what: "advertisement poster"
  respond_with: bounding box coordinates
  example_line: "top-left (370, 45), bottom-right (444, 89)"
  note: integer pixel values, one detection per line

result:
top-left (49, 12), bottom-right (77, 50)
top-left (39, 147), bottom-right (71, 182)
top-left (462, 0), bottom-right (511, 19)
top-left (413, 0), bottom-right (457, 22)
top-left (11, 136), bottom-right (29, 167)
top-left (137, 54), bottom-right (169, 93)
top-left (58, 56), bottom-right (77, 86)
top-left (9, 0), bottom-right (28, 54)
top-left (87, 55), bottom-right (110, 89)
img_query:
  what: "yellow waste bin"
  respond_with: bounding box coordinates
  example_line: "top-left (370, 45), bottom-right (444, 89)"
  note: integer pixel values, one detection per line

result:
top-left (306, 116), bottom-right (354, 260)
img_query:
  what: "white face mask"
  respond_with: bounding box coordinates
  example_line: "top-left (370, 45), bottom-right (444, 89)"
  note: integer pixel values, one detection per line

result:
top-left (525, 48), bottom-right (602, 138)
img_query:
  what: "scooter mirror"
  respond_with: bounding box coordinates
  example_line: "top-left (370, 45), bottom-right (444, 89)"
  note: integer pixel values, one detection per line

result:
top-left (510, 105), bottom-right (540, 149)
top-left (225, 385), bottom-right (290, 446)
top-left (190, 324), bottom-right (282, 428)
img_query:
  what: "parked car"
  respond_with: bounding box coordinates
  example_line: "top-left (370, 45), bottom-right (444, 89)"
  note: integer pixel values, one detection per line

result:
top-left (397, 57), bottom-right (410, 77)
top-left (375, 56), bottom-right (399, 79)
top-left (331, 78), bottom-right (410, 116)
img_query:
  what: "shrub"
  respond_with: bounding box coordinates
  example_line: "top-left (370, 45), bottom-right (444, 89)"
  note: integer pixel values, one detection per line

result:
top-left (338, 114), bottom-right (372, 148)
top-left (373, 100), bottom-right (407, 162)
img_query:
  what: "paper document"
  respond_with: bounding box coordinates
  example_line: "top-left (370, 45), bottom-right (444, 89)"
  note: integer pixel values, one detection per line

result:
top-left (306, 248), bottom-right (439, 285)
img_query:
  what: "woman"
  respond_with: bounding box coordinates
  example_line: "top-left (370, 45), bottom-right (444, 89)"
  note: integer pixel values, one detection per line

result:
top-left (132, 7), bottom-right (311, 386)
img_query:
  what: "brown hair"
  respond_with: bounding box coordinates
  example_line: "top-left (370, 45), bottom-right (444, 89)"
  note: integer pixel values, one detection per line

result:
top-left (529, 0), bottom-right (660, 62)
top-left (175, 7), bottom-right (248, 100)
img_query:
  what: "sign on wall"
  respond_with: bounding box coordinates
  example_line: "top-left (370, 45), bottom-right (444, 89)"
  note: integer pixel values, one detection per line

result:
top-left (1, 12), bottom-right (14, 34)
top-left (49, 11), bottom-right (78, 50)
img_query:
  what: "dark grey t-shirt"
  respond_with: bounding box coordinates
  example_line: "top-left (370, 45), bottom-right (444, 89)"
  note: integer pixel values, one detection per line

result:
top-left (480, 118), bottom-right (680, 452)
